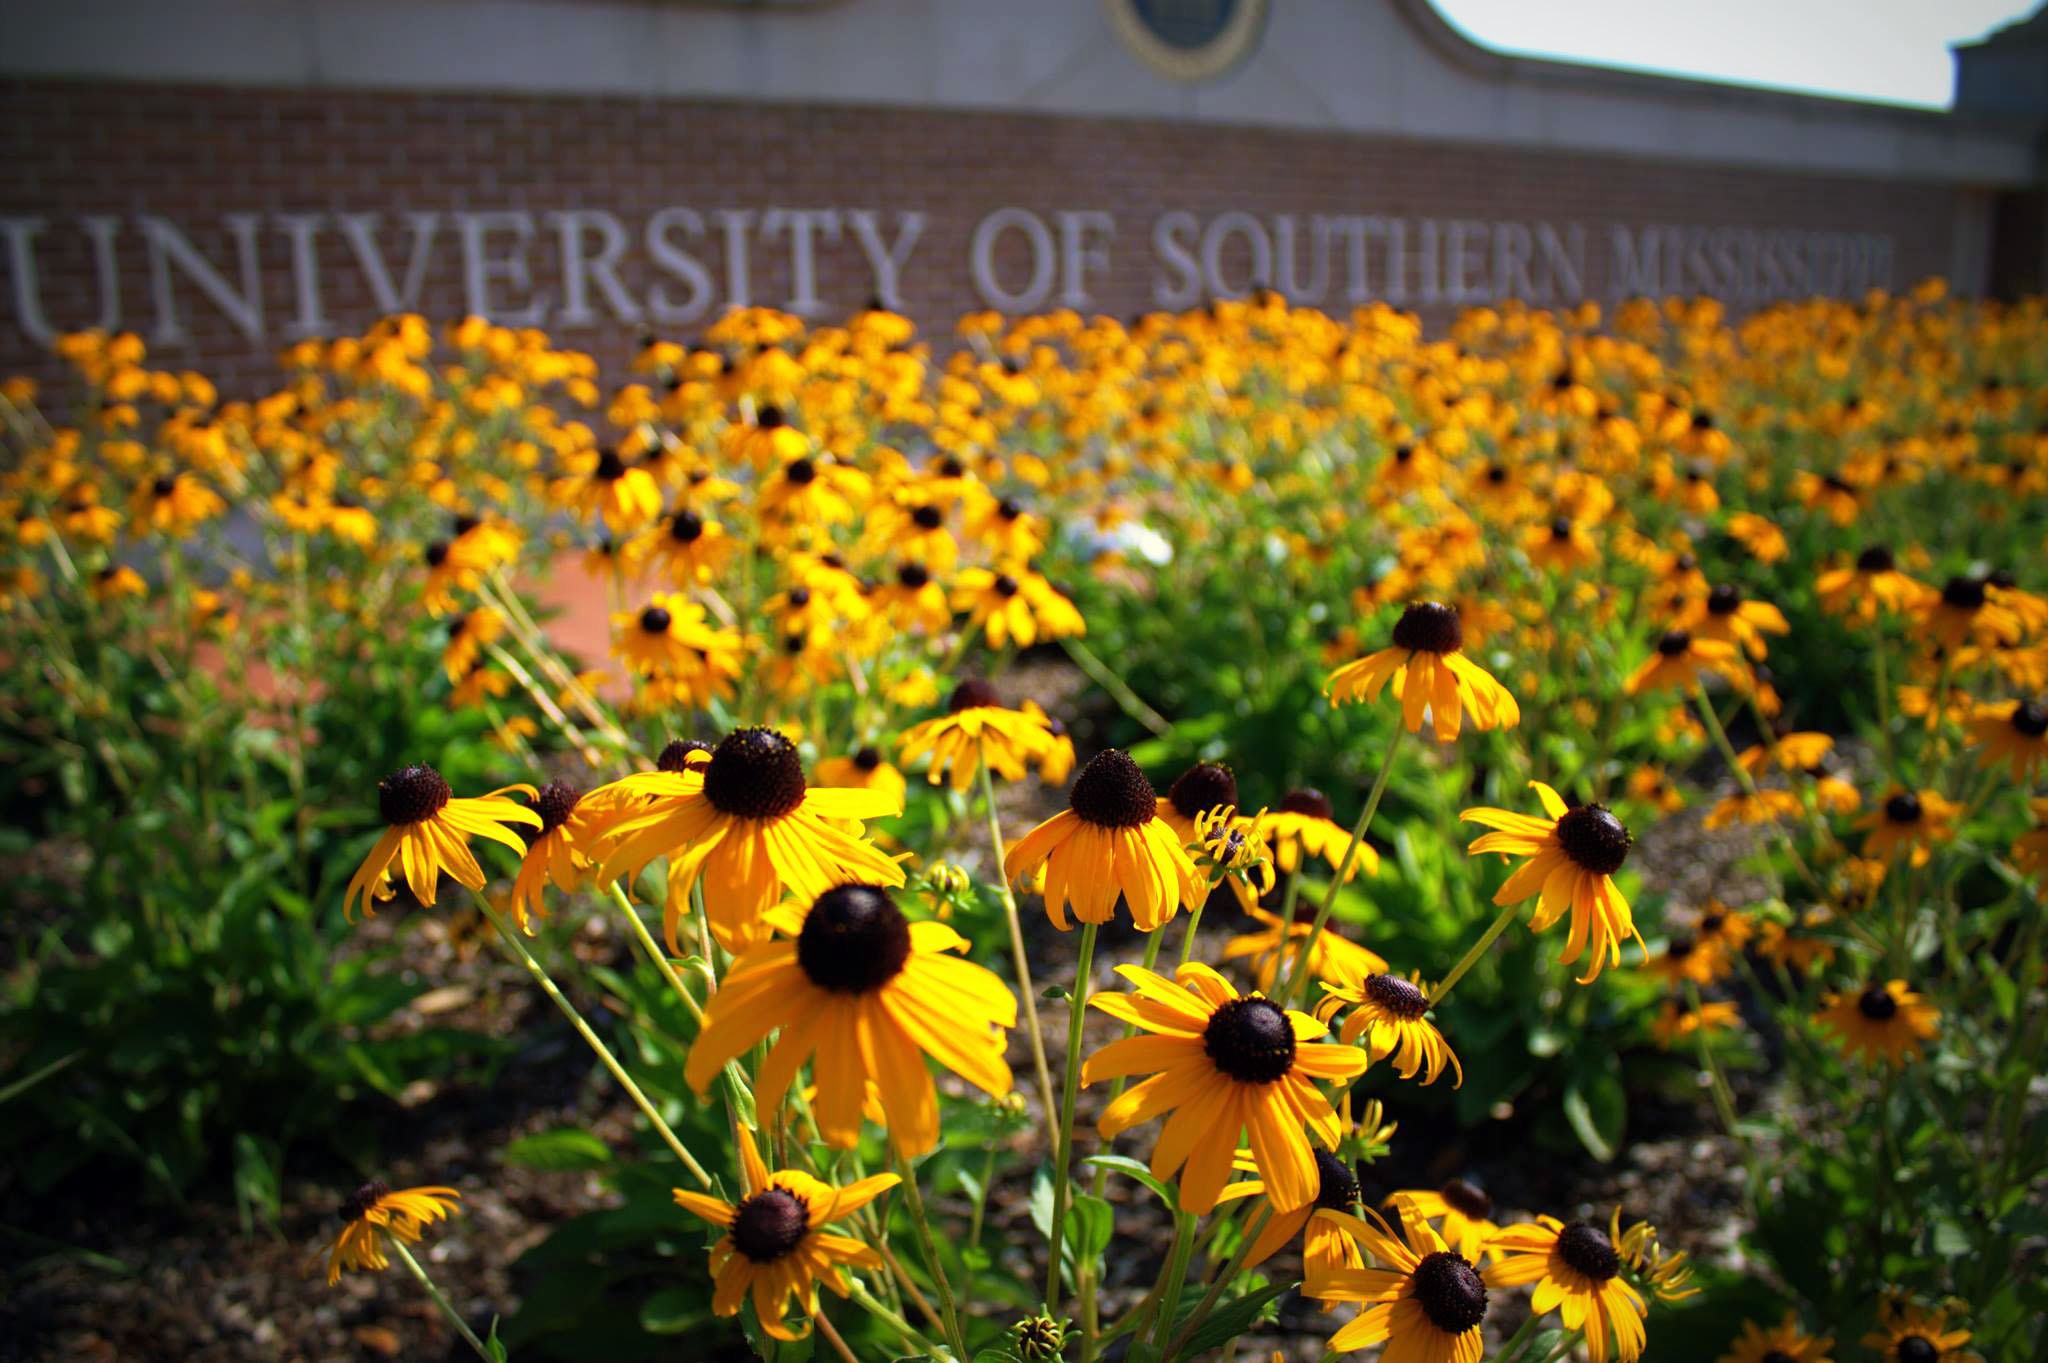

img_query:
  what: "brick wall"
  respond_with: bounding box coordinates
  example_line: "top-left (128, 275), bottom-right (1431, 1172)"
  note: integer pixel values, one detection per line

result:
top-left (0, 78), bottom-right (1975, 395)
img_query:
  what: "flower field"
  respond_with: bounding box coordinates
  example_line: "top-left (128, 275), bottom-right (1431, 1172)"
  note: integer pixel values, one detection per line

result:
top-left (2, 285), bottom-right (2044, 1363)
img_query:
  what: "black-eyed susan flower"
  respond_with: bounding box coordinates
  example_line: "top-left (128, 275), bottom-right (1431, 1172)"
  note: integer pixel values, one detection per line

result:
top-left (1215, 1147), bottom-right (1367, 1275)
top-left (1325, 601), bottom-right (1520, 740)
top-left (896, 678), bottom-right (1054, 791)
top-left (813, 745), bottom-right (908, 809)
top-left (646, 506), bottom-right (736, 586)
top-left (1919, 575), bottom-right (2023, 650)
top-left (1002, 748), bottom-right (1204, 931)
top-left (1624, 628), bottom-right (1738, 695)
top-left (872, 561), bottom-right (952, 633)
top-left (1303, 1204), bottom-right (1489, 1363)
top-left (1317, 969), bottom-right (1461, 1086)
top-left (1855, 787), bottom-right (1959, 866)
top-left (1724, 512), bottom-right (1788, 565)
top-left (90, 563), bottom-right (146, 603)
top-left (1256, 789), bottom-right (1381, 881)
top-left (1222, 905), bottom-right (1385, 991)
top-left (344, 765), bottom-right (540, 918)
top-left (1683, 584), bottom-right (1789, 660)
top-left (682, 885), bottom-right (1014, 1156)
top-left (671, 1125), bottom-right (898, 1341)
top-left (1082, 962), bottom-right (1366, 1214)
top-left (1963, 698), bottom-right (2048, 779)
top-left (951, 564), bottom-right (1085, 648)
top-left (1717, 1311), bottom-right (1834, 1363)
top-left (1525, 515), bottom-right (1600, 573)
top-left (1159, 760), bottom-right (1239, 845)
top-left (1461, 782), bottom-right (1641, 983)
top-left (132, 470), bottom-right (225, 536)
top-left (508, 780), bottom-right (600, 933)
top-left (324, 1180), bottom-right (461, 1284)
top-left (1639, 931), bottom-right (1730, 987)
top-left (1650, 996), bottom-right (1740, 1049)
top-left (596, 727), bottom-right (904, 952)
top-left (1816, 545), bottom-right (1929, 622)
top-left (441, 608), bottom-right (503, 683)
top-left (1815, 979), bottom-right (1939, 1065)
top-left (1025, 702), bottom-right (1076, 783)
top-left (1385, 1181), bottom-right (1501, 1263)
top-left (1484, 1216), bottom-right (1647, 1363)
top-left (1860, 1299), bottom-right (1982, 1363)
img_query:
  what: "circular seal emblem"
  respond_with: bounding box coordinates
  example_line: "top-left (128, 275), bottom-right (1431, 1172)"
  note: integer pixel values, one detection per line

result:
top-left (1107, 0), bottom-right (1270, 82)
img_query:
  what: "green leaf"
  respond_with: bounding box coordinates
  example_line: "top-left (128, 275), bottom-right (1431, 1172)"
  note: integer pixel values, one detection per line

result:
top-left (638, 1286), bottom-right (704, 1335)
top-left (1562, 1062), bottom-right (1626, 1163)
top-left (1070, 1194), bottom-right (1115, 1260)
top-left (501, 1127), bottom-right (614, 1171)
top-left (1174, 1279), bottom-right (1291, 1358)
top-left (1083, 1154), bottom-right (1179, 1210)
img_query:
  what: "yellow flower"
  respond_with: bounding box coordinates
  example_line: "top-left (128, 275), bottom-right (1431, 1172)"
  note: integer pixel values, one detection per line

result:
top-left (1815, 979), bottom-right (1939, 1066)
top-left (896, 678), bottom-right (1054, 791)
top-left (671, 1126), bottom-right (898, 1341)
top-left (683, 885), bottom-right (1015, 1157)
top-left (1484, 1216), bottom-right (1647, 1363)
top-left (1325, 602), bottom-right (1519, 740)
top-left (1002, 749), bottom-right (1205, 931)
top-left (1304, 1204), bottom-right (1488, 1363)
top-left (1083, 961), bottom-right (1366, 1214)
top-left (1717, 1311), bottom-right (1834, 1363)
top-left (344, 765), bottom-right (540, 918)
top-left (1316, 968), bottom-right (1461, 1086)
top-left (324, 1181), bottom-right (461, 1285)
top-left (1461, 781), bottom-right (1642, 983)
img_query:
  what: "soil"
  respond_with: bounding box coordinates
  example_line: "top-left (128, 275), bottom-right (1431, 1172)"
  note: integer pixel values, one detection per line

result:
top-left (3, 663), bottom-right (1774, 1363)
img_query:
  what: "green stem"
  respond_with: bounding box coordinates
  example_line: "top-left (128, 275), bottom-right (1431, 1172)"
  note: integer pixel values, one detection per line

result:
top-left (606, 882), bottom-right (705, 1024)
top-left (1148, 1213), bottom-right (1199, 1354)
top-left (1061, 636), bottom-right (1171, 738)
top-left (387, 1236), bottom-right (494, 1362)
top-left (1428, 898), bottom-right (1521, 1007)
top-left (1045, 922), bottom-right (1100, 1312)
top-left (892, 1153), bottom-right (970, 1360)
top-left (476, 898), bottom-right (713, 1188)
top-left (980, 758), bottom-right (1059, 1129)
top-left (1490, 1310), bottom-right (1544, 1363)
top-left (848, 1280), bottom-right (943, 1358)
top-left (1162, 1205), bottom-right (1274, 1358)
top-left (1280, 724), bottom-right (1406, 1008)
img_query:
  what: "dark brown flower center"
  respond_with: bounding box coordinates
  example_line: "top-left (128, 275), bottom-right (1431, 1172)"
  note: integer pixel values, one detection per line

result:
top-left (730, 1187), bottom-right (808, 1262)
top-left (594, 449), bottom-right (626, 481)
top-left (339, 1180), bottom-right (390, 1224)
top-left (1167, 762), bottom-right (1238, 820)
top-left (1411, 1250), bottom-right (1488, 1333)
top-left (1706, 584), bottom-right (1741, 615)
top-left (424, 540), bottom-right (450, 567)
top-left (1312, 1149), bottom-right (1359, 1211)
top-left (796, 885), bottom-right (912, 994)
top-left (703, 728), bottom-right (808, 820)
top-left (1068, 749), bottom-right (1157, 828)
top-left (949, 678), bottom-right (1001, 713)
top-left (378, 764), bottom-right (451, 825)
top-left (669, 509), bottom-right (704, 543)
top-left (1364, 973), bottom-right (1429, 1019)
top-left (1856, 544), bottom-right (1896, 572)
top-left (1656, 629), bottom-right (1693, 657)
top-left (152, 474), bottom-right (177, 498)
top-left (993, 573), bottom-right (1020, 597)
top-left (784, 457), bottom-right (817, 486)
top-left (1439, 1178), bottom-right (1493, 1219)
top-left (854, 746), bottom-right (882, 772)
top-left (912, 504), bottom-right (944, 530)
top-left (1554, 804), bottom-right (1632, 876)
top-left (1666, 932), bottom-right (1697, 959)
top-left (1391, 601), bottom-right (1464, 654)
top-left (536, 780), bottom-right (581, 833)
top-left (755, 404), bottom-right (785, 429)
top-left (1279, 787), bottom-right (1334, 820)
top-left (1942, 575), bottom-right (1986, 611)
top-left (896, 561), bottom-right (931, 589)
top-left (1895, 1336), bottom-right (1939, 1363)
top-left (1858, 985), bottom-right (1900, 1020)
top-left (2011, 701), bottom-right (2048, 737)
top-left (1550, 517), bottom-right (1574, 540)
top-left (639, 605), bottom-right (672, 634)
top-left (1555, 1221), bottom-right (1620, 1280)
top-left (657, 738), bottom-right (713, 772)
top-left (1884, 792), bottom-right (1923, 825)
top-left (1203, 996), bottom-right (1296, 1083)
